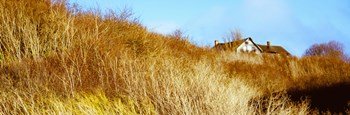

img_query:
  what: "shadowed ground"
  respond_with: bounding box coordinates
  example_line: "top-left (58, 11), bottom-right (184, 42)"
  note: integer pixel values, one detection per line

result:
top-left (288, 82), bottom-right (350, 114)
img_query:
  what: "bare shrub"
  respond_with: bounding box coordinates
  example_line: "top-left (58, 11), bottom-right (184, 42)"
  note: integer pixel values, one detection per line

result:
top-left (303, 41), bottom-right (347, 59)
top-left (225, 29), bottom-right (242, 41)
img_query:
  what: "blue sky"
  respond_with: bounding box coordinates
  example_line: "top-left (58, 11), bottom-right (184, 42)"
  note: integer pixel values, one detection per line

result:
top-left (69, 0), bottom-right (350, 56)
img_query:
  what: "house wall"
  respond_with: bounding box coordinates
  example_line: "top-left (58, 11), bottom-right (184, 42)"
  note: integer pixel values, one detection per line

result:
top-left (237, 39), bottom-right (261, 54)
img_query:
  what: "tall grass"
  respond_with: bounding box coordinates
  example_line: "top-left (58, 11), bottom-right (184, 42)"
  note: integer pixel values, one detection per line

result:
top-left (0, 0), bottom-right (349, 114)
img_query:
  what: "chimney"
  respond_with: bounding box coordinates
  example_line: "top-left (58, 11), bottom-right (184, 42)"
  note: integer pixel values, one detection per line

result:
top-left (215, 40), bottom-right (219, 46)
top-left (267, 41), bottom-right (270, 48)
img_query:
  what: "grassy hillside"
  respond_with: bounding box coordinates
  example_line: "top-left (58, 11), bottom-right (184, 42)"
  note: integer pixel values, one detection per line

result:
top-left (0, 0), bottom-right (349, 114)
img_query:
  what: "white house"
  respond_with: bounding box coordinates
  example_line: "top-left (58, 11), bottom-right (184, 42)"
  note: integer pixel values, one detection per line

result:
top-left (213, 37), bottom-right (290, 55)
top-left (236, 37), bottom-right (263, 54)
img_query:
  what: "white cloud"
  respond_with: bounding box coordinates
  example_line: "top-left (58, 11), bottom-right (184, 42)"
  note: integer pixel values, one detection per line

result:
top-left (146, 21), bottom-right (181, 35)
top-left (241, 0), bottom-right (293, 28)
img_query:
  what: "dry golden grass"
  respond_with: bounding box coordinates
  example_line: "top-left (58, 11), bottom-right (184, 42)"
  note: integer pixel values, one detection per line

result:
top-left (0, 0), bottom-right (349, 114)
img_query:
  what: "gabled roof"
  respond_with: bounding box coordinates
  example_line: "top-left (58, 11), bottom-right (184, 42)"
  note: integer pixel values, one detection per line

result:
top-left (213, 37), bottom-right (291, 55)
top-left (245, 37), bottom-right (264, 52)
top-left (213, 37), bottom-right (259, 51)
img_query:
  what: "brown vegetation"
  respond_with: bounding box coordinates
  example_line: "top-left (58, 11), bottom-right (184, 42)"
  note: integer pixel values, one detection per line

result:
top-left (304, 40), bottom-right (348, 61)
top-left (0, 0), bottom-right (349, 114)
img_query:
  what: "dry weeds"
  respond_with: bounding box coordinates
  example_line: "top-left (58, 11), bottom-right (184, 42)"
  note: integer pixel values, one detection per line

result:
top-left (0, 0), bottom-right (349, 114)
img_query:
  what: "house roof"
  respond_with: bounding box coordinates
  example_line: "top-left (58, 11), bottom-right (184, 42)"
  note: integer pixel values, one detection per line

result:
top-left (213, 37), bottom-right (256, 50)
top-left (213, 39), bottom-right (245, 51)
top-left (245, 37), bottom-right (264, 52)
top-left (213, 37), bottom-right (291, 55)
top-left (257, 45), bottom-right (290, 55)
top-left (213, 37), bottom-right (262, 51)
